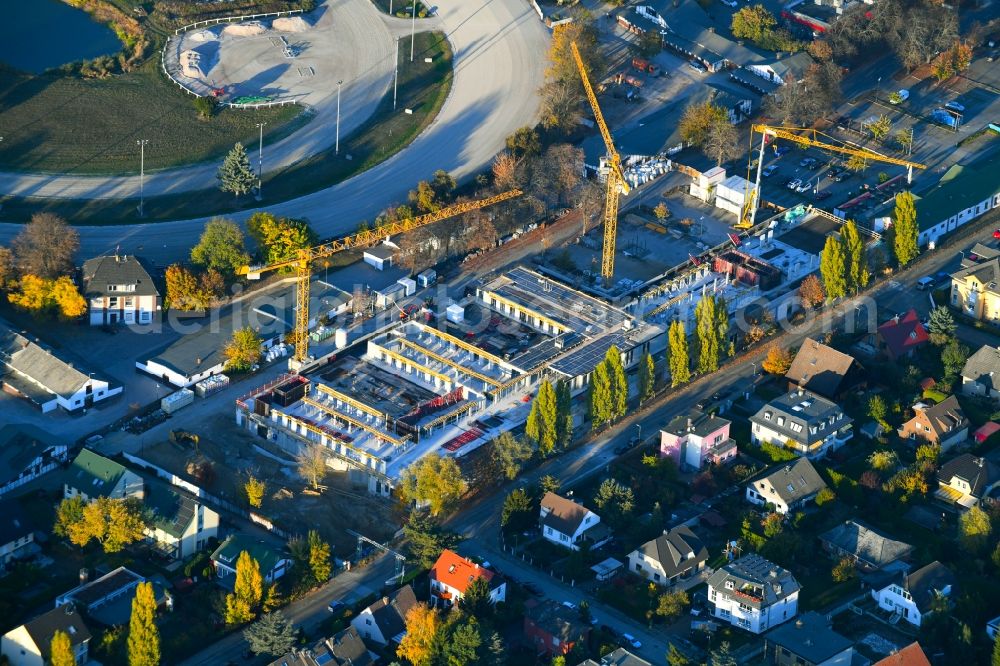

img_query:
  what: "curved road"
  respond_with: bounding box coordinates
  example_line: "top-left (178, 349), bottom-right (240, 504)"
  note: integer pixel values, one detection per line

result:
top-left (0, 0), bottom-right (546, 263)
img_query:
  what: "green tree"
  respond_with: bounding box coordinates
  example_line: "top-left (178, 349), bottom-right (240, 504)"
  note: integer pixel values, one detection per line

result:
top-left (605, 346), bottom-right (628, 420)
top-left (194, 96), bottom-right (217, 120)
top-left (526, 380), bottom-right (558, 455)
top-left (668, 320), bottom-right (690, 386)
top-left (190, 218), bottom-right (250, 274)
top-left (225, 551), bottom-right (264, 624)
top-left (695, 295), bottom-right (726, 374)
top-left (397, 454), bottom-right (468, 515)
top-left (831, 556), bottom-right (856, 583)
top-left (638, 350), bottom-right (655, 402)
top-left (539, 474), bottom-right (561, 495)
top-left (815, 487), bottom-right (836, 506)
top-left (992, 627), bottom-right (1000, 666)
top-left (308, 530), bottom-right (332, 583)
top-left (491, 432), bottom-right (533, 481)
top-left (589, 361), bottom-right (613, 430)
top-left (127, 581), bottom-right (160, 666)
top-left (868, 115), bottom-right (893, 141)
top-left (656, 590), bottom-right (689, 621)
top-left (667, 643), bottom-right (691, 666)
top-left (892, 191), bottom-right (919, 267)
top-left (959, 505), bottom-right (992, 554)
top-left (246, 212), bottom-right (317, 268)
top-left (217, 142), bottom-right (257, 197)
top-left (593, 478), bottom-right (635, 522)
top-left (710, 641), bottom-right (737, 666)
top-left (927, 306), bottom-right (956, 345)
top-left (243, 611), bottom-right (296, 657)
top-left (868, 395), bottom-right (889, 430)
top-left (505, 126), bottom-right (541, 157)
top-left (942, 338), bottom-right (970, 385)
top-left (731, 5), bottom-right (777, 43)
top-left (500, 488), bottom-right (534, 532)
top-left (443, 615), bottom-right (483, 666)
top-left (224, 326), bottom-right (263, 373)
top-left (458, 577), bottom-right (493, 619)
top-left (403, 510), bottom-right (459, 569)
top-left (637, 29), bottom-right (662, 57)
top-left (820, 235), bottom-right (848, 299)
top-left (555, 379), bottom-right (573, 448)
top-left (841, 220), bottom-right (868, 292)
top-left (50, 630), bottom-right (76, 666)
top-left (868, 450), bottom-right (899, 471)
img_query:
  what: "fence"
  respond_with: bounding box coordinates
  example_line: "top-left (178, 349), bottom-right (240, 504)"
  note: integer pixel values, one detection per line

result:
top-left (223, 98), bottom-right (300, 110)
top-left (173, 9), bottom-right (304, 35)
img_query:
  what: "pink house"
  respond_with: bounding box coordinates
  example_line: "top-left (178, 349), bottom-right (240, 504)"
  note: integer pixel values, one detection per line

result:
top-left (660, 409), bottom-right (737, 470)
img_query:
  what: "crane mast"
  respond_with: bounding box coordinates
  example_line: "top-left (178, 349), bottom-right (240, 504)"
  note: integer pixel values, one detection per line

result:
top-left (240, 189), bottom-right (523, 364)
top-left (570, 41), bottom-right (629, 281)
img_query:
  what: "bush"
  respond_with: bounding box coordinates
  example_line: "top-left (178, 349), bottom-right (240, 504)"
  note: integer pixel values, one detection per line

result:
top-left (815, 487), bottom-right (836, 506)
top-left (194, 96), bottom-right (218, 120)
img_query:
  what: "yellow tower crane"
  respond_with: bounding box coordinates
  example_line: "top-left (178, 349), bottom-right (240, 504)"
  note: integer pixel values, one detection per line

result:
top-left (736, 124), bottom-right (927, 230)
top-left (570, 41), bottom-right (630, 281)
top-left (239, 189), bottom-right (522, 364)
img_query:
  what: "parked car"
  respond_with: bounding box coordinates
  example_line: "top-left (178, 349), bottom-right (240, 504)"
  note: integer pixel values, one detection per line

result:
top-left (721, 0), bottom-right (738, 7)
top-left (787, 178), bottom-right (803, 190)
top-left (916, 276), bottom-right (935, 290)
top-left (795, 181), bottom-right (811, 193)
top-left (814, 190), bottom-right (832, 201)
top-left (562, 601), bottom-right (578, 611)
top-left (762, 164), bottom-right (778, 177)
top-left (327, 600), bottom-right (345, 614)
top-left (799, 157), bottom-right (816, 167)
top-left (774, 145), bottom-right (791, 157)
top-left (835, 170), bottom-right (852, 182)
top-left (944, 100), bottom-right (965, 113)
top-left (622, 633), bottom-right (643, 649)
top-left (687, 60), bottom-right (707, 74)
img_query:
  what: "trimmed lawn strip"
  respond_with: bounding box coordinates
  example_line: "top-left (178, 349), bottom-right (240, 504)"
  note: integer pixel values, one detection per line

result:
top-left (0, 31), bottom-right (453, 225)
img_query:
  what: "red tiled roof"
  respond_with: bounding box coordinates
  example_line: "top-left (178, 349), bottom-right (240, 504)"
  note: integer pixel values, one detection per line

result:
top-left (878, 310), bottom-right (928, 356)
top-left (430, 549), bottom-right (494, 595)
top-left (872, 642), bottom-right (931, 666)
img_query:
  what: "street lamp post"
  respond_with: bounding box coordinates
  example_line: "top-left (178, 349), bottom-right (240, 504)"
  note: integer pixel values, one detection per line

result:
top-left (336, 80), bottom-right (343, 155)
top-left (876, 76), bottom-right (881, 103)
top-left (393, 37), bottom-right (400, 110)
top-left (634, 423), bottom-right (641, 443)
top-left (410, 0), bottom-right (416, 62)
top-left (136, 139), bottom-right (148, 217)
top-left (255, 121), bottom-right (266, 201)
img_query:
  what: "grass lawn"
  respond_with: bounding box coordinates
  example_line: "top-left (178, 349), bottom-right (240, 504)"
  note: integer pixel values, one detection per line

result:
top-left (1, 31), bottom-right (453, 225)
top-left (0, 62), bottom-right (303, 174)
top-left (370, 0), bottom-right (431, 16)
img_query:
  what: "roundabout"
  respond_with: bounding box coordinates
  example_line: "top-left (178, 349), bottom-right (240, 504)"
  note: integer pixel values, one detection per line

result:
top-left (0, 0), bottom-right (547, 261)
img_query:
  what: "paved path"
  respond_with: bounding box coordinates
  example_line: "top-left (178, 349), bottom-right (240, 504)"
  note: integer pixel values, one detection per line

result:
top-left (0, 0), bottom-right (547, 264)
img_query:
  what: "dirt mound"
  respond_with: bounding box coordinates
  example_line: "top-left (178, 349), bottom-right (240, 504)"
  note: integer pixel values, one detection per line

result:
top-left (180, 50), bottom-right (203, 79)
top-left (222, 21), bottom-right (266, 37)
top-left (273, 16), bottom-right (310, 32)
top-left (189, 30), bottom-right (216, 43)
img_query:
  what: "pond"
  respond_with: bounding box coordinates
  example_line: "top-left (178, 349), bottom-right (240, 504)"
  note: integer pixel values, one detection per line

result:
top-left (0, 0), bottom-right (122, 74)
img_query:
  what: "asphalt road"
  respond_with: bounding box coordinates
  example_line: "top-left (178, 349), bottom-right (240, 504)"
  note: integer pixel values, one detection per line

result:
top-left (0, 0), bottom-right (547, 262)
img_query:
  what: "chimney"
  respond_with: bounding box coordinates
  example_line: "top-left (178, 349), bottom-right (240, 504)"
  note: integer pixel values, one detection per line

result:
top-left (687, 417), bottom-right (693, 432)
top-left (80, 568), bottom-right (89, 584)
top-left (382, 596), bottom-right (389, 605)
top-left (795, 618), bottom-right (804, 629)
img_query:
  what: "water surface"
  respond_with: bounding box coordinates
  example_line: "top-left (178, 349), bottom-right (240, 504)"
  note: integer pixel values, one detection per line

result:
top-left (0, 0), bottom-right (122, 74)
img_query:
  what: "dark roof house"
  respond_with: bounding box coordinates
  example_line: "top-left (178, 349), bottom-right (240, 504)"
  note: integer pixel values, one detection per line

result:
top-left (888, 561), bottom-right (956, 615)
top-left (1, 605), bottom-right (92, 665)
top-left (746, 457), bottom-right (828, 513)
top-left (763, 611), bottom-right (854, 665)
top-left (81, 254), bottom-right (159, 299)
top-left (962, 344), bottom-right (1000, 398)
top-left (706, 553), bottom-right (801, 609)
top-left (819, 520), bottom-right (913, 570)
top-left (350, 584), bottom-right (417, 646)
top-left (0, 423), bottom-right (68, 496)
top-left (629, 525), bottom-right (708, 580)
top-left (936, 453), bottom-right (1000, 507)
top-left (785, 338), bottom-right (863, 398)
top-left (267, 626), bottom-right (373, 666)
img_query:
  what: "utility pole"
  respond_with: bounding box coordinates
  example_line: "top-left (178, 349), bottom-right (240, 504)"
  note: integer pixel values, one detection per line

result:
top-left (255, 121), bottom-right (266, 201)
top-left (875, 76), bottom-right (881, 103)
top-left (410, 0), bottom-right (416, 62)
top-left (336, 80), bottom-right (343, 155)
top-left (393, 37), bottom-right (400, 110)
top-left (136, 139), bottom-right (148, 217)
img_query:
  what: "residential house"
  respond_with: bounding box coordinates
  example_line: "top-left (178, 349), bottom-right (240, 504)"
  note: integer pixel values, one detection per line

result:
top-left (627, 525), bottom-right (708, 587)
top-left (935, 453), bottom-right (1000, 509)
top-left (763, 611), bottom-right (856, 666)
top-left (0, 424), bottom-right (68, 497)
top-left (267, 626), bottom-right (375, 666)
top-left (910, 163), bottom-right (1000, 248)
top-left (1, 321), bottom-right (122, 412)
top-left (660, 409), bottom-right (737, 470)
top-left (351, 584), bottom-right (417, 646)
top-left (0, 499), bottom-right (34, 573)
top-left (578, 648), bottom-right (652, 666)
top-left (539, 492), bottom-right (611, 551)
top-left (871, 561), bottom-right (956, 627)
top-left (1, 605), bottom-right (91, 666)
top-left (961, 344), bottom-right (1000, 400)
top-left (749, 388), bottom-right (853, 459)
top-left (212, 534), bottom-right (293, 585)
top-left (523, 599), bottom-right (591, 657)
top-left (785, 338), bottom-right (864, 400)
top-left (81, 254), bottom-right (160, 326)
top-left (896, 396), bottom-right (969, 451)
top-left (746, 52), bottom-right (814, 86)
top-left (363, 243), bottom-right (397, 271)
top-left (144, 481), bottom-right (219, 560)
top-left (746, 458), bottom-right (828, 514)
top-left (872, 642), bottom-right (931, 666)
top-left (819, 520), bottom-right (912, 572)
top-left (950, 258), bottom-right (1000, 323)
top-left (64, 448), bottom-right (144, 502)
top-left (55, 567), bottom-right (147, 627)
top-left (873, 310), bottom-right (928, 361)
top-left (706, 553), bottom-right (801, 634)
top-left (429, 550), bottom-right (505, 609)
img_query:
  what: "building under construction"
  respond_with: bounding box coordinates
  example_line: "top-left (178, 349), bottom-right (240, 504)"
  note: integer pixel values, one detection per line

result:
top-left (235, 266), bottom-right (665, 495)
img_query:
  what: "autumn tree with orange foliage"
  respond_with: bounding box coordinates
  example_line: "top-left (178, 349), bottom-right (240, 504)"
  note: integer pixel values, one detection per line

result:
top-left (397, 603), bottom-right (442, 666)
top-left (8, 275), bottom-right (87, 320)
top-left (761, 345), bottom-right (793, 375)
top-left (799, 274), bottom-right (825, 309)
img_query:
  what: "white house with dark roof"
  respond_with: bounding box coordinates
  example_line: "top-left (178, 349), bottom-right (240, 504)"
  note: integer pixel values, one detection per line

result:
top-left (763, 611), bottom-right (856, 666)
top-left (961, 344), bottom-right (1000, 400)
top-left (627, 525), bottom-right (708, 587)
top-left (707, 553), bottom-right (801, 634)
top-left (351, 584), bottom-right (417, 646)
top-left (0, 498), bottom-right (34, 573)
top-left (0, 424), bottom-right (68, 498)
top-left (0, 320), bottom-right (121, 412)
top-left (746, 458), bottom-right (828, 514)
top-left (1, 605), bottom-right (91, 666)
top-left (212, 534), bottom-right (292, 585)
top-left (81, 254), bottom-right (160, 326)
top-left (750, 387), bottom-right (853, 458)
top-left (935, 453), bottom-right (1000, 509)
top-left (144, 479), bottom-right (219, 560)
top-left (539, 492), bottom-right (611, 551)
top-left (872, 561), bottom-right (956, 627)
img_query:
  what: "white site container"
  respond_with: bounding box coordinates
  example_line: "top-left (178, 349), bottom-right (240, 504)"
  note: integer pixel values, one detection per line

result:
top-left (335, 328), bottom-right (348, 349)
top-left (397, 277), bottom-right (417, 297)
top-left (446, 304), bottom-right (465, 324)
top-left (161, 388), bottom-right (195, 414)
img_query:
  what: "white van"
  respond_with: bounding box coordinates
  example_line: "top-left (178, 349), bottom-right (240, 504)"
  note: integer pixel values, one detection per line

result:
top-left (916, 276), bottom-right (935, 290)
